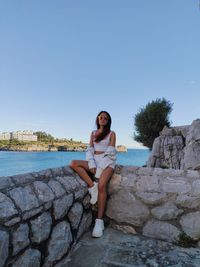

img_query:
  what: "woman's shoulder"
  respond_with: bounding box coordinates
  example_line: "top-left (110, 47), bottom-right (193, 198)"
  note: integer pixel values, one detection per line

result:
top-left (110, 130), bottom-right (116, 136)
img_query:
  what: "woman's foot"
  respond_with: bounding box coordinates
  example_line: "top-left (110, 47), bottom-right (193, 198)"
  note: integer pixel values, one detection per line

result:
top-left (88, 182), bottom-right (98, 205)
top-left (92, 218), bottom-right (104, 237)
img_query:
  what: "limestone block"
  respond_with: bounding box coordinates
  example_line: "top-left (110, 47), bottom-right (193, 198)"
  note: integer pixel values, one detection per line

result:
top-left (11, 173), bottom-right (35, 185)
top-left (0, 230), bottom-right (9, 267)
top-left (45, 221), bottom-right (72, 264)
top-left (0, 192), bottom-right (18, 221)
top-left (176, 194), bottom-right (200, 209)
top-left (30, 212), bottom-right (52, 243)
top-left (106, 190), bottom-right (150, 227)
top-left (22, 206), bottom-right (43, 220)
top-left (12, 223), bottom-right (30, 255)
top-left (191, 180), bottom-right (200, 196)
top-left (48, 179), bottom-right (66, 198)
top-left (9, 186), bottom-right (39, 212)
top-left (143, 220), bottom-right (181, 242)
top-left (4, 216), bottom-right (21, 226)
top-left (151, 202), bottom-right (183, 220)
top-left (183, 142), bottom-right (200, 170)
top-left (12, 248), bottom-right (41, 267)
top-left (136, 175), bottom-right (160, 192)
top-left (74, 186), bottom-right (87, 200)
top-left (108, 174), bottom-right (122, 194)
top-left (33, 181), bottom-right (55, 203)
top-left (50, 167), bottom-right (65, 177)
top-left (180, 211), bottom-right (200, 240)
top-left (186, 119), bottom-right (200, 144)
top-left (55, 176), bottom-right (80, 193)
top-left (0, 176), bottom-right (14, 190)
top-left (76, 211), bottom-right (92, 240)
top-left (82, 194), bottom-right (90, 210)
top-left (53, 194), bottom-right (73, 220)
top-left (68, 202), bottom-right (83, 230)
top-left (161, 177), bottom-right (191, 194)
top-left (136, 192), bottom-right (168, 205)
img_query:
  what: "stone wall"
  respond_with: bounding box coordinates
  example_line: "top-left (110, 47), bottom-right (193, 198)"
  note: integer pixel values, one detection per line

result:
top-left (147, 119), bottom-right (200, 170)
top-left (0, 166), bottom-right (92, 267)
top-left (106, 165), bottom-right (200, 245)
top-left (2, 164), bottom-right (200, 266)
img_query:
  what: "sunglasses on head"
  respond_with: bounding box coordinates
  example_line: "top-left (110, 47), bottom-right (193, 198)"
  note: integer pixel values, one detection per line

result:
top-left (98, 115), bottom-right (108, 121)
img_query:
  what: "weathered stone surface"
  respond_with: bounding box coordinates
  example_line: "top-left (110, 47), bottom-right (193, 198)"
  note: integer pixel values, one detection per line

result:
top-left (74, 187), bottom-right (87, 200)
top-left (77, 211), bottom-right (92, 240)
top-left (62, 165), bottom-right (75, 176)
top-left (0, 230), bottom-right (9, 267)
top-left (68, 202), bottom-right (83, 230)
top-left (33, 181), bottom-right (55, 203)
top-left (182, 141), bottom-right (200, 170)
top-left (51, 167), bottom-right (65, 177)
top-left (12, 173), bottom-right (35, 185)
top-left (82, 194), bottom-right (90, 209)
top-left (45, 221), bottom-right (72, 264)
top-left (53, 194), bottom-right (73, 220)
top-left (176, 194), bottom-right (200, 209)
top-left (48, 179), bottom-right (66, 197)
top-left (151, 202), bottom-right (183, 220)
top-left (12, 223), bottom-right (30, 255)
top-left (30, 212), bottom-right (52, 243)
top-left (0, 176), bottom-right (14, 190)
top-left (143, 220), bottom-right (181, 242)
top-left (136, 191), bottom-right (168, 205)
top-left (66, 227), bottom-right (200, 267)
top-left (4, 216), bottom-right (21, 226)
top-left (9, 185), bottom-right (39, 212)
top-left (22, 206), bottom-right (43, 220)
top-left (12, 248), bottom-right (41, 267)
top-left (35, 169), bottom-right (53, 179)
top-left (106, 190), bottom-right (150, 226)
top-left (180, 212), bottom-right (200, 239)
top-left (161, 177), bottom-right (191, 194)
top-left (0, 192), bottom-right (18, 221)
top-left (191, 179), bottom-right (200, 196)
top-left (55, 176), bottom-right (80, 193)
top-left (108, 174), bottom-right (122, 194)
top-left (186, 119), bottom-right (200, 144)
top-left (136, 175), bottom-right (160, 192)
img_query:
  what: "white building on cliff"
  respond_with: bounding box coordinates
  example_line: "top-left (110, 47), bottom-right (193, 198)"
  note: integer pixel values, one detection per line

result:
top-left (0, 131), bottom-right (37, 141)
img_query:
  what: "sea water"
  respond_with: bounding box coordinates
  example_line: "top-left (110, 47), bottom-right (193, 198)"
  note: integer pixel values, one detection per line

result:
top-left (0, 149), bottom-right (150, 177)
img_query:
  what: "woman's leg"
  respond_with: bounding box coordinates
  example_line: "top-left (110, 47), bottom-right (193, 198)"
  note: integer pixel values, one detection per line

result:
top-left (70, 160), bottom-right (94, 187)
top-left (97, 167), bottom-right (114, 219)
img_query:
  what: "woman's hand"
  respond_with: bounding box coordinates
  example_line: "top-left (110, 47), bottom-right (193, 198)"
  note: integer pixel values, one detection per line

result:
top-left (90, 168), bottom-right (96, 175)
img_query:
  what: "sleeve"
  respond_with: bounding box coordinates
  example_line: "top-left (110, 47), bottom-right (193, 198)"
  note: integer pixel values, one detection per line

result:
top-left (86, 146), bottom-right (96, 169)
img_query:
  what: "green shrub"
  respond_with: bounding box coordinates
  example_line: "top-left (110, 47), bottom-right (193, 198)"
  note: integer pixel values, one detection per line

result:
top-left (134, 98), bottom-right (173, 149)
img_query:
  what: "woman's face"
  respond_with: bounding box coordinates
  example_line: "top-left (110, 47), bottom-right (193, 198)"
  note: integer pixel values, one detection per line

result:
top-left (98, 112), bottom-right (109, 126)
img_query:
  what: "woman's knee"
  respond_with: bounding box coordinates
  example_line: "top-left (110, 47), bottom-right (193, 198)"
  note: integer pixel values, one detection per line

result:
top-left (70, 160), bottom-right (78, 169)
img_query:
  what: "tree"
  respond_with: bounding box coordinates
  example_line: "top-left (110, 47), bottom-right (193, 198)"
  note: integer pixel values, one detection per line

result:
top-left (134, 98), bottom-right (173, 149)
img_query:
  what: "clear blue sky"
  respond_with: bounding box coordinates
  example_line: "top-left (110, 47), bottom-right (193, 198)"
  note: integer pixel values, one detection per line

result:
top-left (0, 0), bottom-right (200, 148)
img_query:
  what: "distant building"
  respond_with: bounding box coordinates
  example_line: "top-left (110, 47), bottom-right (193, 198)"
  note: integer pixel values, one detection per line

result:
top-left (0, 130), bottom-right (37, 142)
top-left (0, 132), bottom-right (11, 140)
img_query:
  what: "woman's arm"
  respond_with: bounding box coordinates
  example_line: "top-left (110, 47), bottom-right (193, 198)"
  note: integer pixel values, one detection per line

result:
top-left (110, 131), bottom-right (116, 147)
top-left (89, 131), bottom-right (94, 147)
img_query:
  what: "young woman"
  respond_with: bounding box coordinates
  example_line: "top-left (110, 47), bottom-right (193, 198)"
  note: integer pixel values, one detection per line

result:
top-left (70, 111), bottom-right (117, 237)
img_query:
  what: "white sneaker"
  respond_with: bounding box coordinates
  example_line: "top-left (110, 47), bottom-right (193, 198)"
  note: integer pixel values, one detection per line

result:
top-left (92, 219), bottom-right (104, 238)
top-left (88, 182), bottom-right (98, 205)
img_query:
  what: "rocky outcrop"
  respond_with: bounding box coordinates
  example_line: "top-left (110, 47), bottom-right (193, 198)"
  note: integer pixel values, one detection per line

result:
top-left (147, 119), bottom-right (200, 170)
top-left (0, 166), bottom-right (92, 267)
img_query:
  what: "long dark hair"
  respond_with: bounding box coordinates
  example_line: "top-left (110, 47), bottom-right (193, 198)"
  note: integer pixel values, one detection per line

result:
top-left (94, 111), bottom-right (112, 142)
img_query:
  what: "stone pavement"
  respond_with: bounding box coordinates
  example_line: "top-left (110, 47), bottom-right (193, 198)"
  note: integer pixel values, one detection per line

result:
top-left (56, 227), bottom-right (200, 267)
